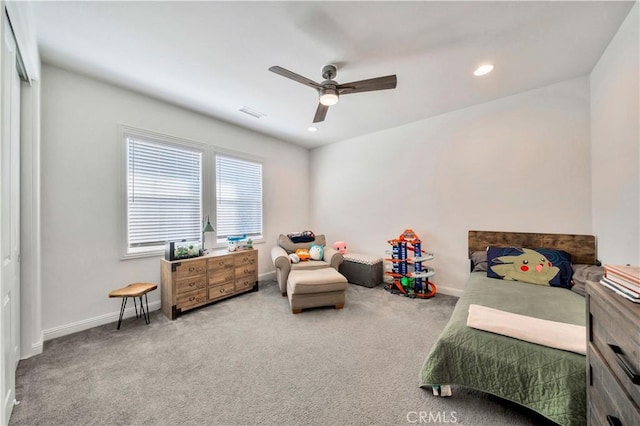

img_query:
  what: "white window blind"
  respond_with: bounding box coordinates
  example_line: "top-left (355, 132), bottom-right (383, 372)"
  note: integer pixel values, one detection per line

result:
top-left (127, 137), bottom-right (202, 252)
top-left (216, 155), bottom-right (263, 239)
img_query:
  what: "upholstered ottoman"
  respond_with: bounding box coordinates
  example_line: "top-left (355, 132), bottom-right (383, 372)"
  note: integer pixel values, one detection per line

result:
top-left (287, 269), bottom-right (348, 314)
top-left (339, 253), bottom-right (383, 288)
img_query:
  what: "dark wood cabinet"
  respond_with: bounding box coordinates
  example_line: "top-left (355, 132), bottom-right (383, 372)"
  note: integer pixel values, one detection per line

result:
top-left (586, 281), bottom-right (640, 425)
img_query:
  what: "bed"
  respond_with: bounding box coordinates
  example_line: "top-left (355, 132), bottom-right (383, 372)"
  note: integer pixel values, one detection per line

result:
top-left (420, 230), bottom-right (597, 426)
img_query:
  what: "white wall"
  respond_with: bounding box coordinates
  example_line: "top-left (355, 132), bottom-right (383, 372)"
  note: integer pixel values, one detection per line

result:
top-left (310, 77), bottom-right (592, 295)
top-left (590, 2), bottom-right (639, 266)
top-left (40, 64), bottom-right (309, 338)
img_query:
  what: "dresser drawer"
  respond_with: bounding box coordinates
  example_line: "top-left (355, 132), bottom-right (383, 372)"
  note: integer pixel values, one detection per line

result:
top-left (174, 259), bottom-right (207, 279)
top-left (209, 282), bottom-right (235, 301)
top-left (236, 263), bottom-right (257, 279)
top-left (235, 250), bottom-right (257, 266)
top-left (588, 394), bottom-right (606, 426)
top-left (208, 255), bottom-right (235, 270)
top-left (175, 274), bottom-right (207, 294)
top-left (589, 290), bottom-right (640, 403)
top-left (589, 343), bottom-right (640, 425)
top-left (235, 277), bottom-right (255, 293)
top-left (176, 289), bottom-right (208, 311)
top-left (208, 268), bottom-right (235, 286)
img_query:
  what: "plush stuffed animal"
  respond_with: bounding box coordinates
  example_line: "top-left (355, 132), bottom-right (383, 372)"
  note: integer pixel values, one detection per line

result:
top-left (332, 241), bottom-right (347, 254)
top-left (309, 244), bottom-right (324, 261)
top-left (295, 248), bottom-right (311, 261)
top-left (490, 248), bottom-right (559, 286)
top-left (289, 253), bottom-right (300, 264)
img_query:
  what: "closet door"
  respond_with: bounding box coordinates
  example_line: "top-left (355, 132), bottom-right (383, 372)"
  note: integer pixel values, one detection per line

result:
top-left (1, 11), bottom-right (21, 425)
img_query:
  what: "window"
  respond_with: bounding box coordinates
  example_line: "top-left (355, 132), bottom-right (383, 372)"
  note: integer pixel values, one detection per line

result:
top-left (125, 135), bottom-right (202, 255)
top-left (215, 154), bottom-right (263, 240)
top-left (122, 127), bottom-right (264, 258)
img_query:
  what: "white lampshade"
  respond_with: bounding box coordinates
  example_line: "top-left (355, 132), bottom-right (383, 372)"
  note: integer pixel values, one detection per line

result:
top-left (319, 88), bottom-right (339, 106)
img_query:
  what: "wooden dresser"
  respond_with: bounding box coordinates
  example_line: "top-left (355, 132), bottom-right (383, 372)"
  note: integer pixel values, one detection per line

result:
top-left (586, 281), bottom-right (640, 425)
top-left (161, 249), bottom-right (258, 319)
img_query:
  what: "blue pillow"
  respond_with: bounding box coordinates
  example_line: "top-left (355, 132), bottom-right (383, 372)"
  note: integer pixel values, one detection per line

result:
top-left (487, 246), bottom-right (573, 288)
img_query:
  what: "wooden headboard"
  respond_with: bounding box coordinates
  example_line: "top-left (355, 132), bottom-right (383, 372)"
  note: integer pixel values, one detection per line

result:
top-left (468, 230), bottom-right (597, 265)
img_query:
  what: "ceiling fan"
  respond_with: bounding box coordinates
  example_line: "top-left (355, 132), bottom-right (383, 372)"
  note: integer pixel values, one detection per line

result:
top-left (268, 64), bottom-right (397, 123)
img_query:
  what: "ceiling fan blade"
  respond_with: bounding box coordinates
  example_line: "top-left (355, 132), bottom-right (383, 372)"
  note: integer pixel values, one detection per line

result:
top-left (313, 103), bottom-right (329, 123)
top-left (337, 75), bottom-right (397, 95)
top-left (268, 66), bottom-right (322, 90)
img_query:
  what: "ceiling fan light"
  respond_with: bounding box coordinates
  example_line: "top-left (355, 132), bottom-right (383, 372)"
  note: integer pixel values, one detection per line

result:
top-left (319, 88), bottom-right (339, 106)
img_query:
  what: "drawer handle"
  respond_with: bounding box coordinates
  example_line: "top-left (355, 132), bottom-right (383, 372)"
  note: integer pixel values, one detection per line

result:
top-left (609, 344), bottom-right (640, 385)
top-left (607, 415), bottom-right (622, 426)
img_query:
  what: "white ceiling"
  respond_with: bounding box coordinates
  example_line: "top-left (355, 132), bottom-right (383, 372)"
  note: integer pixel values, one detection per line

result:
top-left (31, 1), bottom-right (634, 149)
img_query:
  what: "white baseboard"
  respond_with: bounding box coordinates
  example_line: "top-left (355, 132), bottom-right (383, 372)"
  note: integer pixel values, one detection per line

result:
top-left (20, 340), bottom-right (43, 360)
top-left (259, 271), bottom-right (275, 282)
top-left (42, 272), bottom-right (277, 342)
top-left (43, 300), bottom-right (161, 341)
top-left (435, 285), bottom-right (464, 297)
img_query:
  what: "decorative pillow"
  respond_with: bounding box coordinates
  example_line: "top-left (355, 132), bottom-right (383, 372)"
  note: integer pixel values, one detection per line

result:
top-left (278, 234), bottom-right (326, 254)
top-left (295, 248), bottom-right (311, 261)
top-left (487, 246), bottom-right (573, 288)
top-left (470, 250), bottom-right (488, 272)
top-left (309, 244), bottom-right (324, 261)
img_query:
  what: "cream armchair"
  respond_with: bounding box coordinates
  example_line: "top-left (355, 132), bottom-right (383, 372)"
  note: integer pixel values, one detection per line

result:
top-left (271, 234), bottom-right (344, 296)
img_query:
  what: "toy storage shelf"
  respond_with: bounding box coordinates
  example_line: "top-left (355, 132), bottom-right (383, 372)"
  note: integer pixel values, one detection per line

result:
top-left (385, 229), bottom-right (436, 298)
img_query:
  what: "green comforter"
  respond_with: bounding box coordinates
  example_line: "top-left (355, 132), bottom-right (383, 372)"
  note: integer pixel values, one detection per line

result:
top-left (420, 272), bottom-right (586, 426)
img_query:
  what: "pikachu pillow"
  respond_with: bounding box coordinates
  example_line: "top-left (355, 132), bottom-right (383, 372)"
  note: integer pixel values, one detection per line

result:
top-left (486, 246), bottom-right (573, 289)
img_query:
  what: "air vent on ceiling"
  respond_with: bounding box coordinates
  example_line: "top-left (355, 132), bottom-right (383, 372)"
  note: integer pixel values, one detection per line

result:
top-left (239, 106), bottom-right (267, 119)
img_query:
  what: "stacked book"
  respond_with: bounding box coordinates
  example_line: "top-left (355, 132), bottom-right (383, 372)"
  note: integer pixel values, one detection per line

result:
top-left (600, 264), bottom-right (640, 303)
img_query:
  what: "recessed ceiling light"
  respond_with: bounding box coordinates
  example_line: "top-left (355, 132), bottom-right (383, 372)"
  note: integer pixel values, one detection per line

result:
top-left (307, 126), bottom-right (318, 132)
top-left (473, 64), bottom-right (494, 76)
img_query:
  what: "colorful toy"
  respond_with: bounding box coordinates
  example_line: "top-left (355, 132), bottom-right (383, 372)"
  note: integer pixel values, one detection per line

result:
top-left (295, 248), bottom-right (311, 261)
top-left (384, 229), bottom-right (436, 299)
top-left (289, 253), bottom-right (300, 264)
top-left (332, 241), bottom-right (347, 254)
top-left (227, 234), bottom-right (247, 252)
top-left (309, 244), bottom-right (324, 260)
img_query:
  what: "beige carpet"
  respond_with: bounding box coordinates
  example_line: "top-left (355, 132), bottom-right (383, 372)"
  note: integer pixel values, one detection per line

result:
top-left (10, 280), bottom-right (555, 425)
